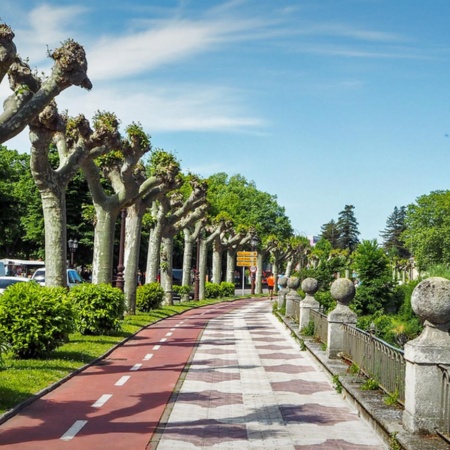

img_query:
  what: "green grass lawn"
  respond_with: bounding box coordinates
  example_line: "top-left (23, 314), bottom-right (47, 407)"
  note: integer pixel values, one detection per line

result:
top-left (0, 297), bottom-right (244, 415)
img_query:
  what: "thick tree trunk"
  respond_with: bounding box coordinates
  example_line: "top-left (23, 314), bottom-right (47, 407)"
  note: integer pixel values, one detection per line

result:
top-left (182, 228), bottom-right (194, 287)
top-left (41, 188), bottom-right (68, 287)
top-left (212, 236), bottom-right (222, 284)
top-left (272, 258), bottom-right (280, 294)
top-left (145, 220), bottom-right (163, 283)
top-left (161, 236), bottom-right (174, 305)
top-left (285, 260), bottom-right (293, 278)
top-left (226, 247), bottom-right (237, 284)
top-left (124, 204), bottom-right (142, 315)
top-left (199, 237), bottom-right (208, 300)
top-left (92, 207), bottom-right (117, 284)
top-left (256, 253), bottom-right (263, 294)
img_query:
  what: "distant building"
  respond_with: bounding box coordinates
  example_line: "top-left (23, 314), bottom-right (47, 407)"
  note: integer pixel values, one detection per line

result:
top-left (308, 236), bottom-right (320, 247)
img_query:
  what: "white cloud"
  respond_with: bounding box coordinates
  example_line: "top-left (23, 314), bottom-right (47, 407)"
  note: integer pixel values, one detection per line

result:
top-left (86, 15), bottom-right (274, 81)
top-left (54, 81), bottom-right (265, 135)
top-left (14, 4), bottom-right (88, 64)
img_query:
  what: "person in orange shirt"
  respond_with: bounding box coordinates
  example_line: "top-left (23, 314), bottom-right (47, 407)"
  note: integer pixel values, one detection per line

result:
top-left (266, 274), bottom-right (275, 299)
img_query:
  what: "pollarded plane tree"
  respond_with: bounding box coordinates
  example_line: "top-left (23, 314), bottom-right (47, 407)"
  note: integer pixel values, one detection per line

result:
top-left (29, 105), bottom-right (121, 287)
top-left (224, 228), bottom-right (255, 285)
top-left (123, 150), bottom-right (181, 313)
top-left (266, 235), bottom-right (293, 294)
top-left (197, 217), bottom-right (229, 300)
top-left (147, 178), bottom-right (208, 305)
top-left (182, 218), bottom-right (206, 288)
top-left (0, 23), bottom-right (92, 144)
top-left (255, 235), bottom-right (278, 294)
top-left (145, 177), bottom-right (206, 285)
top-left (81, 119), bottom-right (179, 285)
top-left (283, 235), bottom-right (311, 276)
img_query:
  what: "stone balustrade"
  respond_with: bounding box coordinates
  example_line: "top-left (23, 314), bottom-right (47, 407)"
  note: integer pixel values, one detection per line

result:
top-left (279, 275), bottom-right (450, 436)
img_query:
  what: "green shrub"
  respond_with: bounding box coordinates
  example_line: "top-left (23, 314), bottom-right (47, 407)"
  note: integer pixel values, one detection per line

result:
top-left (136, 282), bottom-right (164, 312)
top-left (173, 285), bottom-right (192, 297)
top-left (0, 282), bottom-right (74, 358)
top-left (205, 282), bottom-right (221, 298)
top-left (315, 290), bottom-right (336, 313)
top-left (69, 284), bottom-right (125, 335)
top-left (301, 320), bottom-right (315, 336)
top-left (220, 281), bottom-right (235, 297)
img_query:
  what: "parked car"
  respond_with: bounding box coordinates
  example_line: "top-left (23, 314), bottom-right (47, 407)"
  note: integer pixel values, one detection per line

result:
top-left (0, 276), bottom-right (30, 294)
top-left (32, 268), bottom-right (84, 288)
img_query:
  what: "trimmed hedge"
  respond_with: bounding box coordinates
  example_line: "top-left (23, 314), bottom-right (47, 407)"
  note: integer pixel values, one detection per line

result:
top-left (205, 282), bottom-right (221, 298)
top-left (68, 283), bottom-right (125, 335)
top-left (136, 282), bottom-right (164, 312)
top-left (0, 282), bottom-right (74, 358)
top-left (220, 281), bottom-right (235, 297)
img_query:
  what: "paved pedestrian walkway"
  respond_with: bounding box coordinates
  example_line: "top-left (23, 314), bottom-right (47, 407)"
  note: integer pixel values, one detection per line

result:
top-left (150, 300), bottom-right (386, 449)
top-left (0, 298), bottom-right (387, 449)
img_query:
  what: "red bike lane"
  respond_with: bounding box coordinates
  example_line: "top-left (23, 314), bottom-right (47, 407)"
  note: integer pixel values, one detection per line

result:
top-left (0, 299), bottom-right (253, 449)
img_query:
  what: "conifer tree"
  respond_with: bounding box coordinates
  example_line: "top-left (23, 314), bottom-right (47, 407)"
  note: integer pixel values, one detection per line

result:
top-left (319, 219), bottom-right (340, 248)
top-left (380, 206), bottom-right (410, 258)
top-left (337, 205), bottom-right (360, 252)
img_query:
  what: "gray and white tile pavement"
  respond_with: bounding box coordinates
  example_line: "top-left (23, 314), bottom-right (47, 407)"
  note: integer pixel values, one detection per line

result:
top-left (152, 299), bottom-right (387, 450)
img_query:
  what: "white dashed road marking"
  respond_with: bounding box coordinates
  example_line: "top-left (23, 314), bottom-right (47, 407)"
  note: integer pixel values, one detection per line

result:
top-left (153, 345), bottom-right (161, 350)
top-left (143, 353), bottom-right (153, 360)
top-left (160, 338), bottom-right (167, 342)
top-left (115, 376), bottom-right (130, 386)
top-left (166, 332), bottom-right (172, 337)
top-left (92, 394), bottom-right (112, 408)
top-left (130, 363), bottom-right (142, 371)
top-left (60, 420), bottom-right (88, 441)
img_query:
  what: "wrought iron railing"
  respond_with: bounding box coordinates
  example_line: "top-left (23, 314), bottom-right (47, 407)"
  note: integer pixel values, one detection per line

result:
top-left (342, 324), bottom-right (405, 404)
top-left (310, 309), bottom-right (328, 345)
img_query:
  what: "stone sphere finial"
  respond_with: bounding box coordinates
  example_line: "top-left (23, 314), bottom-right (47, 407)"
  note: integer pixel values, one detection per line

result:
top-left (287, 276), bottom-right (300, 290)
top-left (278, 277), bottom-right (288, 288)
top-left (330, 278), bottom-right (355, 305)
top-left (411, 277), bottom-right (450, 325)
top-left (302, 277), bottom-right (319, 295)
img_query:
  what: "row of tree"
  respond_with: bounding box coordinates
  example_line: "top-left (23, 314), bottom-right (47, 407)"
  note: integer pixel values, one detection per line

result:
top-left (1, 23), bottom-right (447, 318)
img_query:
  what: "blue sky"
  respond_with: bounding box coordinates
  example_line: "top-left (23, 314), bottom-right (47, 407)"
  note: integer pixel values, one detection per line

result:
top-left (2, 0), bottom-right (450, 241)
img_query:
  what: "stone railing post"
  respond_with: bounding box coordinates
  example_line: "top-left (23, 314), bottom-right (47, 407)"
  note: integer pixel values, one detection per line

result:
top-left (403, 277), bottom-right (450, 434)
top-left (299, 277), bottom-right (319, 332)
top-left (285, 277), bottom-right (301, 319)
top-left (277, 277), bottom-right (288, 310)
top-left (326, 278), bottom-right (357, 359)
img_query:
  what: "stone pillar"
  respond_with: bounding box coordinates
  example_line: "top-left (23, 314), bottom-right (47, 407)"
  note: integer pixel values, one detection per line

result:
top-left (326, 278), bottom-right (357, 359)
top-left (277, 277), bottom-right (288, 310)
top-left (299, 277), bottom-right (319, 332)
top-left (403, 277), bottom-right (450, 434)
top-left (285, 277), bottom-right (301, 319)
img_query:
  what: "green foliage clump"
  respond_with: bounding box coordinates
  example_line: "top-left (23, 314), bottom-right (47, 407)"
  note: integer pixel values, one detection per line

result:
top-left (136, 282), bottom-right (165, 312)
top-left (424, 263), bottom-right (450, 280)
top-left (352, 240), bottom-right (394, 315)
top-left (219, 281), bottom-right (235, 297)
top-left (301, 320), bottom-right (315, 336)
top-left (361, 378), bottom-right (380, 391)
top-left (0, 282), bottom-right (74, 358)
top-left (69, 284), bottom-right (124, 335)
top-left (314, 290), bottom-right (336, 313)
top-left (173, 285), bottom-right (192, 297)
top-left (205, 282), bottom-right (221, 298)
top-left (357, 310), bottom-right (422, 349)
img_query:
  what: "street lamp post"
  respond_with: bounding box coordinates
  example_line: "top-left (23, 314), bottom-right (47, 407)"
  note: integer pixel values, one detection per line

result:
top-left (68, 238), bottom-right (78, 268)
top-left (194, 234), bottom-right (200, 300)
top-left (115, 209), bottom-right (127, 291)
top-left (250, 235), bottom-right (259, 295)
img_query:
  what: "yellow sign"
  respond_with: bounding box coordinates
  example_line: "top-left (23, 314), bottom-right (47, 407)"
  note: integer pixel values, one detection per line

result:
top-left (237, 251), bottom-right (257, 257)
top-left (236, 258), bottom-right (257, 267)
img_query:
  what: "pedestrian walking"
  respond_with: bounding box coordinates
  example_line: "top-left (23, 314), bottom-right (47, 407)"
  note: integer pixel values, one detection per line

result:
top-left (267, 273), bottom-right (275, 299)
